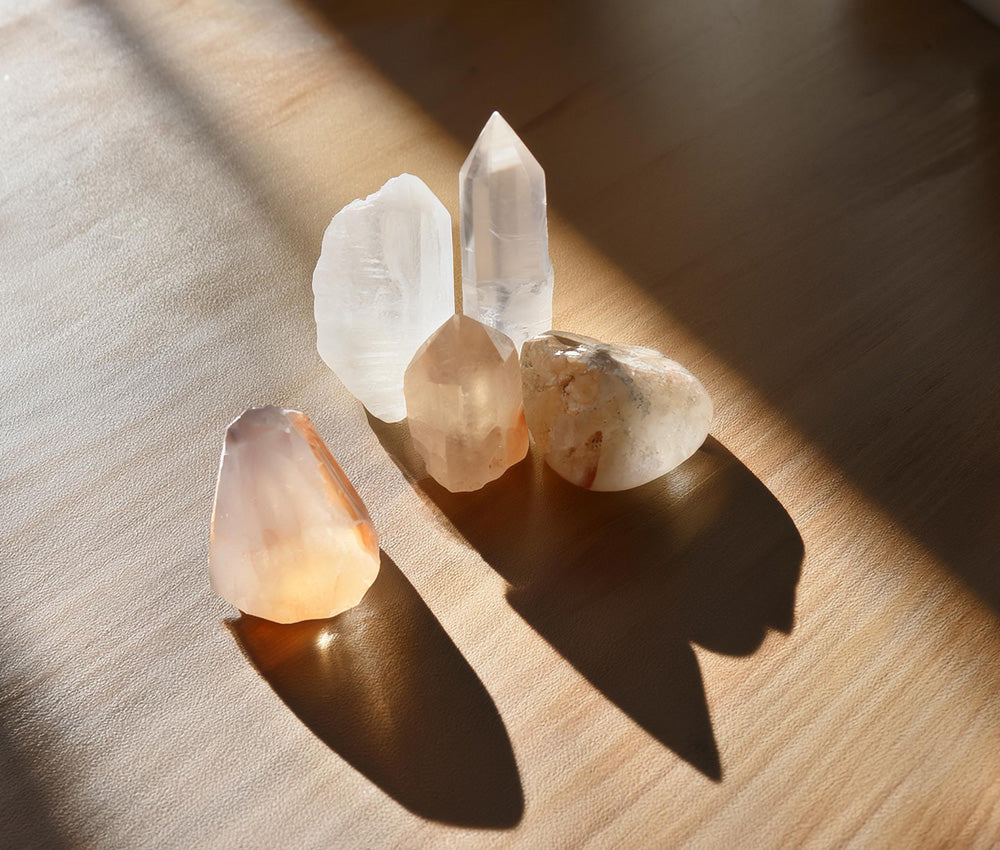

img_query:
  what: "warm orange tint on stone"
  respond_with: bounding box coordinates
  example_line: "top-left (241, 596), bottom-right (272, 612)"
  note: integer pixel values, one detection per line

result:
top-left (404, 314), bottom-right (529, 492)
top-left (209, 406), bottom-right (379, 623)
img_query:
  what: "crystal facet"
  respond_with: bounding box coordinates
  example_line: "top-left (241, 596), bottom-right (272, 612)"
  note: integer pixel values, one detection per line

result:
top-left (209, 406), bottom-right (380, 623)
top-left (404, 314), bottom-right (529, 492)
top-left (521, 332), bottom-right (713, 491)
top-left (313, 174), bottom-right (455, 423)
top-left (460, 112), bottom-right (553, 352)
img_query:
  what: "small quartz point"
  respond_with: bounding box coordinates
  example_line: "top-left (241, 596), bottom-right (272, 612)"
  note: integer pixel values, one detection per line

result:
top-left (521, 332), bottom-right (713, 491)
top-left (313, 174), bottom-right (455, 423)
top-left (209, 406), bottom-right (380, 623)
top-left (404, 314), bottom-right (529, 492)
top-left (460, 112), bottom-right (554, 352)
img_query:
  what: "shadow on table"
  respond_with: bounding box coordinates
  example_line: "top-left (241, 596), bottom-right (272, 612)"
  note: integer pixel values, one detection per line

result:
top-left (372, 419), bottom-right (803, 781)
top-left (303, 0), bottom-right (1000, 618)
top-left (94, 0), bottom-right (1000, 613)
top-left (0, 725), bottom-right (71, 850)
top-left (228, 551), bottom-right (523, 828)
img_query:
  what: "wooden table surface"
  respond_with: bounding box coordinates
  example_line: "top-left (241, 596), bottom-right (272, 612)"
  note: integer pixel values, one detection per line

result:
top-left (4, 0), bottom-right (1000, 847)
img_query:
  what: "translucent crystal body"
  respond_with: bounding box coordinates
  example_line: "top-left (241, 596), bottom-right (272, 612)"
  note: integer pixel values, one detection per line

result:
top-left (521, 332), bottom-right (713, 491)
top-left (460, 112), bottom-right (553, 352)
top-left (209, 406), bottom-right (380, 623)
top-left (404, 314), bottom-right (529, 492)
top-left (313, 174), bottom-right (454, 423)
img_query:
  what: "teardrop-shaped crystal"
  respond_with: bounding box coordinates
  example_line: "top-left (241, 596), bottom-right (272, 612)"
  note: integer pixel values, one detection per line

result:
top-left (209, 406), bottom-right (380, 623)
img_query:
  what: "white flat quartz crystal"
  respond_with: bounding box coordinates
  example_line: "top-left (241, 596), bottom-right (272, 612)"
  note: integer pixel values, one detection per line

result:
top-left (209, 406), bottom-right (380, 624)
top-left (313, 174), bottom-right (454, 423)
top-left (460, 112), bottom-right (553, 352)
top-left (521, 332), bottom-right (713, 491)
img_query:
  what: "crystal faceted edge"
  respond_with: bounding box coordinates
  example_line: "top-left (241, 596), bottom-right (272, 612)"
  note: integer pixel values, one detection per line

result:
top-left (209, 406), bottom-right (380, 623)
top-left (404, 314), bottom-right (529, 492)
top-left (460, 112), bottom-right (553, 352)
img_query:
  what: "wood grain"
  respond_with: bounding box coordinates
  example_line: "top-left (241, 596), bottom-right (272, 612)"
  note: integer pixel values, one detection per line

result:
top-left (2, 0), bottom-right (999, 847)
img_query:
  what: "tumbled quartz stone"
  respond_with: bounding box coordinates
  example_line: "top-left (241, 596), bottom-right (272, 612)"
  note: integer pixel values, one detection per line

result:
top-left (209, 406), bottom-right (380, 623)
top-left (460, 112), bottom-right (553, 352)
top-left (521, 332), bottom-right (713, 491)
top-left (313, 174), bottom-right (454, 423)
top-left (404, 314), bottom-right (529, 492)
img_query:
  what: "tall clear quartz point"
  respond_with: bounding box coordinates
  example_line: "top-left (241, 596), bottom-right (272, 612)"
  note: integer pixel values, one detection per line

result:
top-left (313, 174), bottom-right (455, 423)
top-left (460, 111), bottom-right (553, 352)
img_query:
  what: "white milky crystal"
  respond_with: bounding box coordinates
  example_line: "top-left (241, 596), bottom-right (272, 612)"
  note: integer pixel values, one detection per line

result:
top-left (521, 332), bottom-right (713, 491)
top-left (209, 406), bottom-right (380, 624)
top-left (313, 174), bottom-right (454, 423)
top-left (460, 112), bottom-right (553, 352)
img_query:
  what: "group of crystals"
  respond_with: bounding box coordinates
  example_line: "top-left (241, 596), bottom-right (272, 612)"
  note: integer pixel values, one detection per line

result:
top-left (209, 113), bottom-right (713, 624)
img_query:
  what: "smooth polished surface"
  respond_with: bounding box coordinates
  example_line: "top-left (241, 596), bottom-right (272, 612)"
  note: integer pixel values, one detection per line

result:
top-left (521, 331), bottom-right (713, 490)
top-left (2, 0), bottom-right (1000, 848)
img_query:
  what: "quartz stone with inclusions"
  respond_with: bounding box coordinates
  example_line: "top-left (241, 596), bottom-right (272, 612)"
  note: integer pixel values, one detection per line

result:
top-left (521, 332), bottom-right (713, 491)
top-left (209, 406), bottom-right (380, 624)
top-left (313, 173), bottom-right (454, 423)
top-left (404, 314), bottom-right (529, 492)
top-left (460, 112), bottom-right (553, 352)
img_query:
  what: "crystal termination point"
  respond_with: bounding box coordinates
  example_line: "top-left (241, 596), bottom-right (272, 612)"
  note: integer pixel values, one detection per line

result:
top-left (460, 112), bottom-right (554, 352)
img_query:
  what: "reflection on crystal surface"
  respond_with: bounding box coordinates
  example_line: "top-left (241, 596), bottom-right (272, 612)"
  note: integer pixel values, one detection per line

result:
top-left (460, 112), bottom-right (553, 352)
top-left (313, 174), bottom-right (454, 422)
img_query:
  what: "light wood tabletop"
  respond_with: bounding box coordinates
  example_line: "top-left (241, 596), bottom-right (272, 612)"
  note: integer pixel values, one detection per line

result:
top-left (3, 0), bottom-right (1000, 847)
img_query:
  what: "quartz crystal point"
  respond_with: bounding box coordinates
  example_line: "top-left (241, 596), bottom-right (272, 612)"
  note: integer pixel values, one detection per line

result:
top-left (313, 174), bottom-right (455, 423)
top-left (404, 314), bottom-right (529, 492)
top-left (460, 112), bottom-right (554, 352)
top-left (209, 406), bottom-right (380, 623)
top-left (521, 332), bottom-right (713, 491)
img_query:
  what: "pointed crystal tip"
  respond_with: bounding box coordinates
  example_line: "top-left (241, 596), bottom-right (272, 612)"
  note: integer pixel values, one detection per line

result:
top-left (460, 112), bottom-right (553, 352)
top-left (484, 110), bottom-right (513, 137)
top-left (465, 111), bottom-right (539, 176)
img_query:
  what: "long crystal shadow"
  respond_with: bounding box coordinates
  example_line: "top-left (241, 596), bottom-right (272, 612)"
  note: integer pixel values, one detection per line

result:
top-left (307, 0), bottom-right (1000, 615)
top-left (228, 551), bottom-right (523, 828)
top-left (372, 420), bottom-right (803, 781)
top-left (0, 721), bottom-right (71, 850)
